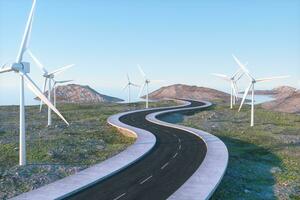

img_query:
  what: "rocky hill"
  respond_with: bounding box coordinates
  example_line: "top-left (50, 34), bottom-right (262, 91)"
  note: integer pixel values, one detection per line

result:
top-left (261, 86), bottom-right (300, 114)
top-left (255, 86), bottom-right (296, 97)
top-left (146, 84), bottom-right (230, 102)
top-left (36, 84), bottom-right (123, 104)
top-left (272, 86), bottom-right (297, 99)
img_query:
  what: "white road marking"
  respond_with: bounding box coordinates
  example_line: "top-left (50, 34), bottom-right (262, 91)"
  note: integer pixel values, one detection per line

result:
top-left (161, 162), bottom-right (169, 170)
top-left (179, 145), bottom-right (181, 150)
top-left (178, 138), bottom-right (181, 143)
top-left (140, 175), bottom-right (153, 184)
top-left (113, 192), bottom-right (126, 200)
top-left (173, 152), bottom-right (178, 158)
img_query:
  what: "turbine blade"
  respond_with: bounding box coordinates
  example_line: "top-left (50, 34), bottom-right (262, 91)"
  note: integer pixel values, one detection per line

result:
top-left (16, 0), bottom-right (37, 63)
top-left (55, 80), bottom-right (73, 84)
top-left (126, 73), bottom-right (130, 82)
top-left (231, 81), bottom-right (238, 97)
top-left (238, 83), bottom-right (253, 112)
top-left (21, 72), bottom-right (69, 126)
top-left (138, 64), bottom-right (146, 78)
top-left (40, 78), bottom-right (48, 112)
top-left (27, 50), bottom-right (48, 74)
top-left (232, 54), bottom-right (254, 80)
top-left (236, 71), bottom-right (244, 81)
top-left (0, 66), bottom-right (13, 74)
top-left (131, 83), bottom-right (140, 88)
top-left (211, 73), bottom-right (231, 81)
top-left (232, 68), bottom-right (241, 79)
top-left (256, 75), bottom-right (290, 82)
top-left (123, 83), bottom-right (129, 91)
top-left (138, 82), bottom-right (146, 97)
top-left (48, 64), bottom-right (75, 76)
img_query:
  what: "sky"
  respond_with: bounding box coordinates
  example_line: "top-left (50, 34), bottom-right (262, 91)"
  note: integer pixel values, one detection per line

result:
top-left (0, 0), bottom-right (300, 105)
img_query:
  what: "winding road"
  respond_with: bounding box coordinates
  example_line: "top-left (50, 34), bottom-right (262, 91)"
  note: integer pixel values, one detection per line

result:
top-left (65, 100), bottom-right (209, 200)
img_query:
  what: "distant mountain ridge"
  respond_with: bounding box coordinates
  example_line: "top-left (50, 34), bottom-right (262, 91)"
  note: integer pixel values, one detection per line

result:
top-left (36, 84), bottom-right (123, 104)
top-left (146, 84), bottom-right (230, 102)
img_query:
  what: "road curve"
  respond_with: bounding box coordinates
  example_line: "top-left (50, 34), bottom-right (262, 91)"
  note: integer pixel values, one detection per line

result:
top-left (65, 100), bottom-right (212, 200)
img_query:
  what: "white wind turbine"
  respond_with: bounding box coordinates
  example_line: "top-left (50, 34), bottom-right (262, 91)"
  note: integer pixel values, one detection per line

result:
top-left (138, 65), bottom-right (163, 108)
top-left (123, 74), bottom-right (139, 104)
top-left (53, 79), bottom-right (73, 107)
top-left (28, 51), bottom-right (74, 126)
top-left (0, 0), bottom-right (69, 166)
top-left (212, 68), bottom-right (244, 109)
top-left (233, 54), bottom-right (289, 126)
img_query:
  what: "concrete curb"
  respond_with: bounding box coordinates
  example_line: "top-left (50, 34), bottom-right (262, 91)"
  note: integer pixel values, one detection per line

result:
top-left (10, 100), bottom-right (190, 200)
top-left (146, 100), bottom-right (228, 200)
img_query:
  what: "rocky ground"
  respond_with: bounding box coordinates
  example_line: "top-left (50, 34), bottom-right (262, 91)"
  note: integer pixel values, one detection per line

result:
top-left (0, 101), bottom-right (175, 199)
top-left (182, 101), bottom-right (300, 200)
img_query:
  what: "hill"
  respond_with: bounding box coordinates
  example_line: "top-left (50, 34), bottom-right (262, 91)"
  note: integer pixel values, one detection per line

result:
top-left (146, 84), bottom-right (230, 102)
top-left (36, 84), bottom-right (123, 104)
top-left (254, 86), bottom-right (296, 97)
top-left (262, 87), bottom-right (300, 114)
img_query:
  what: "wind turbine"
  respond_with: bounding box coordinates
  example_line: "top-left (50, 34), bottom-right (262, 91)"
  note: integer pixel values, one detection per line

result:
top-left (138, 65), bottom-right (163, 108)
top-left (212, 68), bottom-right (244, 109)
top-left (0, 0), bottom-right (69, 166)
top-left (123, 74), bottom-right (139, 104)
top-left (233, 54), bottom-right (289, 126)
top-left (53, 79), bottom-right (73, 107)
top-left (28, 50), bottom-right (74, 126)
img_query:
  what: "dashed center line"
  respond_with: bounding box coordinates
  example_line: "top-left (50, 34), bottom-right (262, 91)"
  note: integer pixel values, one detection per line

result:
top-left (178, 138), bottom-right (181, 143)
top-left (160, 162), bottom-right (169, 170)
top-left (179, 145), bottom-right (181, 150)
top-left (140, 175), bottom-right (153, 184)
top-left (173, 152), bottom-right (178, 158)
top-left (113, 192), bottom-right (126, 200)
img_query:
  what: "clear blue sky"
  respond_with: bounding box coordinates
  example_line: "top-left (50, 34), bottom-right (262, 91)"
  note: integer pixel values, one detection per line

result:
top-left (0, 0), bottom-right (299, 105)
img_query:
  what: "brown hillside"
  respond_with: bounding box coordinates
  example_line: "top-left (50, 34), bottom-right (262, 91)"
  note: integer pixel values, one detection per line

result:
top-left (35, 84), bottom-right (123, 104)
top-left (147, 84), bottom-right (230, 102)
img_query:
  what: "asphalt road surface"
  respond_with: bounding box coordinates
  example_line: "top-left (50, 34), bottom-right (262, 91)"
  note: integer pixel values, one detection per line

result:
top-left (65, 100), bottom-right (208, 200)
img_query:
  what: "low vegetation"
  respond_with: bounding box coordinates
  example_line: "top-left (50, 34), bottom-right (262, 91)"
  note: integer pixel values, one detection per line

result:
top-left (3, 99), bottom-right (297, 199)
top-left (182, 102), bottom-right (300, 200)
top-left (0, 100), bottom-right (176, 199)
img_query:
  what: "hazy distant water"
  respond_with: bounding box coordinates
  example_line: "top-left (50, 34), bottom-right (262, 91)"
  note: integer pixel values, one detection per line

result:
top-left (245, 95), bottom-right (274, 105)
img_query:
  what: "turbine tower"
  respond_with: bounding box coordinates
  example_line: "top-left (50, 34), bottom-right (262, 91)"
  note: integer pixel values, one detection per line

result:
top-left (28, 50), bottom-right (74, 126)
top-left (0, 0), bottom-right (69, 166)
top-left (138, 65), bottom-right (163, 108)
top-left (212, 68), bottom-right (244, 109)
top-left (233, 55), bottom-right (289, 127)
top-left (123, 74), bottom-right (139, 104)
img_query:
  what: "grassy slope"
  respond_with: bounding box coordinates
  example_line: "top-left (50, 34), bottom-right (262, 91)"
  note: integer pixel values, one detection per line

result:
top-left (182, 103), bottom-right (300, 200)
top-left (0, 101), bottom-right (176, 199)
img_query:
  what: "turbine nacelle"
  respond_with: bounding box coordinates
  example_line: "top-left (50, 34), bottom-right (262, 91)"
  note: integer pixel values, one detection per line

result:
top-left (0, 62), bottom-right (30, 74)
top-left (12, 62), bottom-right (30, 73)
top-left (43, 73), bottom-right (54, 78)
